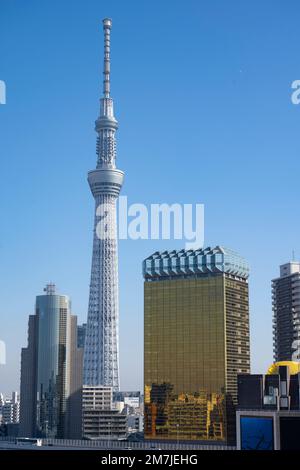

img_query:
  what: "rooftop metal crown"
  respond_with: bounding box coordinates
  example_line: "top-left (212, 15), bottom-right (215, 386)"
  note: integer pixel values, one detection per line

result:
top-left (143, 246), bottom-right (249, 280)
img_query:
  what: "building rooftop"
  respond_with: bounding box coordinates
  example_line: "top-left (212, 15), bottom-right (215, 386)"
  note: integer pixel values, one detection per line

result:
top-left (267, 361), bottom-right (300, 376)
top-left (279, 262), bottom-right (300, 278)
top-left (143, 245), bottom-right (249, 280)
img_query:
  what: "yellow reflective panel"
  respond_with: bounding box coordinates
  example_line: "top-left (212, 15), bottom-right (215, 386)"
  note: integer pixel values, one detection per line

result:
top-left (267, 361), bottom-right (300, 376)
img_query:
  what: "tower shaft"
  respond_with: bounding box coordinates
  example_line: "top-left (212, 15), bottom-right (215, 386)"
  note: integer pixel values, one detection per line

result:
top-left (83, 19), bottom-right (124, 391)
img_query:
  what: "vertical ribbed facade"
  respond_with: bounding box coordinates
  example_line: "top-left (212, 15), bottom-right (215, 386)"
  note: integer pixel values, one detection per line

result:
top-left (83, 19), bottom-right (124, 391)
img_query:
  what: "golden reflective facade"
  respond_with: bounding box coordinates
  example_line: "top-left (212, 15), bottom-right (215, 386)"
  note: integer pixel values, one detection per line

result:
top-left (144, 274), bottom-right (250, 443)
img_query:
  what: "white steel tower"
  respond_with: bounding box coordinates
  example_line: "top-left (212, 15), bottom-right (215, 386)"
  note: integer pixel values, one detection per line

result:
top-left (83, 19), bottom-right (124, 390)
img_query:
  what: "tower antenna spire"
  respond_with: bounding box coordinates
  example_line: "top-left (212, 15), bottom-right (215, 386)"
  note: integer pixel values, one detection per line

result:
top-left (103, 18), bottom-right (112, 98)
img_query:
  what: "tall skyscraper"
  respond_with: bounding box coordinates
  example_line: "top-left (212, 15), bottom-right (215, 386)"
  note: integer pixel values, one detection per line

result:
top-left (19, 284), bottom-right (83, 438)
top-left (83, 19), bottom-right (123, 391)
top-left (143, 246), bottom-right (250, 444)
top-left (272, 261), bottom-right (300, 362)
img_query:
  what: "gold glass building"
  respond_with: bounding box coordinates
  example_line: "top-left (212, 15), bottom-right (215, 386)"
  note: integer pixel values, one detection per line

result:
top-left (143, 246), bottom-right (250, 444)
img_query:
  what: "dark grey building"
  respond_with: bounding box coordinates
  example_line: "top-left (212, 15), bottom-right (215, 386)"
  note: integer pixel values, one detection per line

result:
top-left (19, 284), bottom-right (83, 439)
top-left (68, 316), bottom-right (84, 439)
top-left (238, 364), bottom-right (300, 411)
top-left (272, 262), bottom-right (300, 362)
top-left (19, 315), bottom-right (37, 437)
top-left (237, 364), bottom-right (300, 450)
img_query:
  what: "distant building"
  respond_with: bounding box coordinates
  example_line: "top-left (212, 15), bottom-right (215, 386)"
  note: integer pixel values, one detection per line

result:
top-left (82, 385), bottom-right (126, 440)
top-left (113, 392), bottom-right (143, 434)
top-left (272, 262), bottom-right (300, 361)
top-left (0, 393), bottom-right (4, 420)
top-left (237, 362), bottom-right (300, 450)
top-left (127, 413), bottom-right (144, 434)
top-left (1, 392), bottom-right (20, 425)
top-left (143, 246), bottom-right (250, 445)
top-left (113, 391), bottom-right (141, 409)
top-left (77, 323), bottom-right (87, 349)
top-left (19, 284), bottom-right (83, 439)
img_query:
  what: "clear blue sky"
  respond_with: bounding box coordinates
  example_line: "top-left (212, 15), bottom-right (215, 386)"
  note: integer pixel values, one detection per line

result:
top-left (1, 0), bottom-right (300, 395)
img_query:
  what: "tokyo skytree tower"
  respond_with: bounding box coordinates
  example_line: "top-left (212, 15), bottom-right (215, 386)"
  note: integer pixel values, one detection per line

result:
top-left (83, 19), bottom-right (124, 390)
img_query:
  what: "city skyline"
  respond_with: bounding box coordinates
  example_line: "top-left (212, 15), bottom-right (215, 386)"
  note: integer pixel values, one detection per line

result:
top-left (2, 0), bottom-right (300, 396)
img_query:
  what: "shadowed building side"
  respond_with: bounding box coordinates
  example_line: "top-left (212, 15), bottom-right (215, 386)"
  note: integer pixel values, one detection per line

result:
top-left (19, 315), bottom-right (37, 437)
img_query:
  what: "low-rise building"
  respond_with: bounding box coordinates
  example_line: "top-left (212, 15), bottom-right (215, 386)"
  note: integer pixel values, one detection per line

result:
top-left (237, 362), bottom-right (300, 450)
top-left (83, 409), bottom-right (127, 440)
top-left (127, 413), bottom-right (144, 434)
top-left (82, 385), bottom-right (127, 440)
top-left (1, 392), bottom-right (20, 425)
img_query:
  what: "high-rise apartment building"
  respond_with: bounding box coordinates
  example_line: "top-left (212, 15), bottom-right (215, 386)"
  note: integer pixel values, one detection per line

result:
top-left (83, 18), bottom-right (123, 391)
top-left (272, 262), bottom-right (300, 362)
top-left (143, 246), bottom-right (250, 444)
top-left (19, 284), bottom-right (83, 438)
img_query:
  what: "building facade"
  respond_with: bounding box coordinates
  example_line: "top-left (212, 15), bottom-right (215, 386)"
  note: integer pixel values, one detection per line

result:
top-left (82, 385), bottom-right (127, 440)
top-left (19, 284), bottom-right (83, 439)
top-left (143, 246), bottom-right (250, 444)
top-left (127, 413), bottom-right (144, 433)
top-left (83, 18), bottom-right (124, 391)
top-left (113, 391), bottom-right (141, 410)
top-left (77, 323), bottom-right (87, 349)
top-left (272, 261), bottom-right (300, 362)
top-left (0, 392), bottom-right (20, 424)
top-left (19, 314), bottom-right (37, 437)
top-left (82, 409), bottom-right (127, 440)
top-left (82, 385), bottom-right (113, 411)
